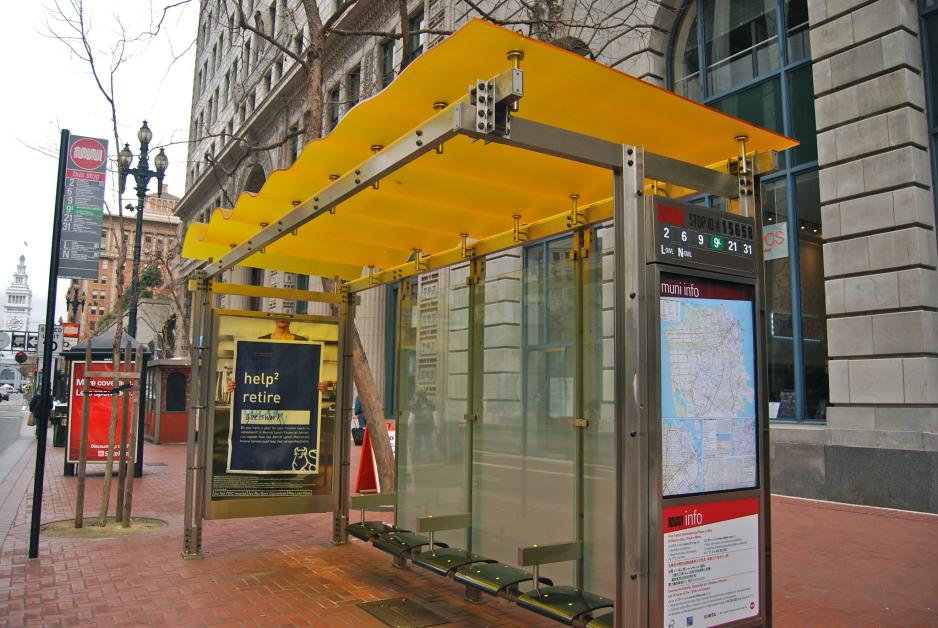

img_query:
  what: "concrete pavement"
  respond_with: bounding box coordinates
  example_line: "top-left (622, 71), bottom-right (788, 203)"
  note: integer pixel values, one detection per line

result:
top-left (0, 406), bottom-right (934, 626)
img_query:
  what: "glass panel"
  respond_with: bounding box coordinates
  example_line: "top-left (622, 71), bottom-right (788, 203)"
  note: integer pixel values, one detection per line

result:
top-left (785, 0), bottom-right (810, 62)
top-left (926, 15), bottom-right (938, 128)
top-left (705, 0), bottom-right (780, 94)
top-left (473, 243), bottom-right (575, 585)
top-left (789, 65), bottom-right (818, 165)
top-left (711, 76), bottom-right (783, 134)
top-left (761, 178), bottom-right (796, 419)
top-left (673, 5), bottom-right (701, 100)
top-left (583, 223), bottom-right (615, 597)
top-left (795, 171), bottom-right (827, 421)
top-left (397, 265), bottom-right (470, 547)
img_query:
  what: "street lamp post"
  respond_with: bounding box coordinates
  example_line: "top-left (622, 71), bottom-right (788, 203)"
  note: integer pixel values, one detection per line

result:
top-left (64, 286), bottom-right (86, 322)
top-left (118, 121), bottom-right (168, 339)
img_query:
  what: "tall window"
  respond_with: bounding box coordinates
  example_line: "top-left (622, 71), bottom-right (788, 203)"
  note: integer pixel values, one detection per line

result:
top-left (380, 39), bottom-right (395, 88)
top-left (295, 274), bottom-right (309, 314)
top-left (327, 84), bottom-right (340, 130)
top-left (670, 0), bottom-right (825, 422)
top-left (347, 66), bottom-right (361, 107)
top-left (407, 10), bottom-right (425, 63)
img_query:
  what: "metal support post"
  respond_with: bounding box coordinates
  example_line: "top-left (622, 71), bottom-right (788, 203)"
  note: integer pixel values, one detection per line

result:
top-left (183, 272), bottom-right (209, 557)
top-left (333, 288), bottom-right (356, 544)
top-left (613, 145), bottom-right (647, 628)
top-left (570, 227), bottom-right (588, 591)
top-left (464, 256), bottom-right (485, 551)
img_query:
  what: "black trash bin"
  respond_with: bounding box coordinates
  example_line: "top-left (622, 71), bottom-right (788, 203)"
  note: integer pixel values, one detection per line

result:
top-left (51, 402), bottom-right (68, 447)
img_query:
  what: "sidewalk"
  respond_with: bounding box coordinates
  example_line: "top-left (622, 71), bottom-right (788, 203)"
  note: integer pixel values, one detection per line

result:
top-left (0, 412), bottom-right (935, 627)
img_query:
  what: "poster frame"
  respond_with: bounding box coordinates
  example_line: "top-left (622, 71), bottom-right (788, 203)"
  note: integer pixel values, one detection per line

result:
top-left (645, 253), bottom-right (770, 627)
top-left (203, 308), bottom-right (342, 521)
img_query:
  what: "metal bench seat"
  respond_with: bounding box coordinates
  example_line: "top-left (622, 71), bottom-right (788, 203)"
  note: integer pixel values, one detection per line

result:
top-left (453, 562), bottom-right (542, 596)
top-left (372, 531), bottom-right (443, 559)
top-left (411, 547), bottom-right (497, 576)
top-left (516, 585), bottom-right (613, 625)
top-left (586, 611), bottom-right (614, 627)
top-left (347, 521), bottom-right (408, 542)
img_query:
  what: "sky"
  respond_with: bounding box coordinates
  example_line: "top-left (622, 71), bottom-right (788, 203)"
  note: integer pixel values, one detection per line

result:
top-left (0, 1), bottom-right (197, 332)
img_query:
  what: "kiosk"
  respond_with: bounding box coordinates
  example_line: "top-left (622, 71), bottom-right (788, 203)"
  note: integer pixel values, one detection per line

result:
top-left (144, 358), bottom-right (190, 444)
top-left (180, 20), bottom-right (794, 627)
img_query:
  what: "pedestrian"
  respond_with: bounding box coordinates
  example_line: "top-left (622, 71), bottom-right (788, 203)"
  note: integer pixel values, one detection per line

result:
top-left (28, 392), bottom-right (50, 437)
top-left (408, 389), bottom-right (436, 461)
top-left (352, 396), bottom-right (366, 446)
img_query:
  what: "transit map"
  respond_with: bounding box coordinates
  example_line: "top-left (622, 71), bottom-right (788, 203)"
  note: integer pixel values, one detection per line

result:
top-left (660, 275), bottom-right (757, 496)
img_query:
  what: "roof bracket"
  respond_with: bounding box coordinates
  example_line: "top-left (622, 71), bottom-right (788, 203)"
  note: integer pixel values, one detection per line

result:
top-left (512, 214), bottom-right (528, 242)
top-left (459, 233), bottom-right (474, 259)
top-left (469, 67), bottom-right (523, 139)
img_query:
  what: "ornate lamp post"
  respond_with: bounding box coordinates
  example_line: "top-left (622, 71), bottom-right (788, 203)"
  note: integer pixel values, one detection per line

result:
top-left (64, 286), bottom-right (86, 322)
top-left (117, 121), bottom-right (168, 338)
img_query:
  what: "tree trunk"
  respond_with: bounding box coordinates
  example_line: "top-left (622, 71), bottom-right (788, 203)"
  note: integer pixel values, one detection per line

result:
top-left (321, 278), bottom-right (395, 492)
top-left (351, 326), bottom-right (395, 493)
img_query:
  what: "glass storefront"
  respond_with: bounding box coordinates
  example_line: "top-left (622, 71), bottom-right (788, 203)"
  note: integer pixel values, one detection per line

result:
top-left (670, 0), bottom-right (827, 422)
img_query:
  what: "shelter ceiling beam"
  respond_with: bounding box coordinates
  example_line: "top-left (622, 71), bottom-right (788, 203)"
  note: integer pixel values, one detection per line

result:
top-left (202, 282), bottom-right (342, 304)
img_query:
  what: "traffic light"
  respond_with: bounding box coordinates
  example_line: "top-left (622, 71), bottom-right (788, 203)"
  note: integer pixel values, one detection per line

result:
top-left (14, 351), bottom-right (27, 364)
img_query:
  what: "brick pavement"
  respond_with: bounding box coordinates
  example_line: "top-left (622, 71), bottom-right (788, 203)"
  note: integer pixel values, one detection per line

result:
top-left (0, 409), bottom-right (935, 627)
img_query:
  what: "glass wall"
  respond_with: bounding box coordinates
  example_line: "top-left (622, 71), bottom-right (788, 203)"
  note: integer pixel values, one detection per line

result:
top-left (669, 0), bottom-right (827, 422)
top-left (396, 263), bottom-right (470, 547)
top-left (919, 1), bottom-right (938, 227)
top-left (472, 246), bottom-right (576, 585)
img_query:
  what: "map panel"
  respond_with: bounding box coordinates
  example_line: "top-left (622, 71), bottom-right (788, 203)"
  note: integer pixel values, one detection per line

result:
top-left (660, 275), bottom-right (757, 496)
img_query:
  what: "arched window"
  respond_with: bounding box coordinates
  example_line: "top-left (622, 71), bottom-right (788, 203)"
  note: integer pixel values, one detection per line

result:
top-left (165, 372), bottom-right (187, 412)
top-left (244, 163), bottom-right (267, 193)
top-left (669, 0), bottom-right (826, 423)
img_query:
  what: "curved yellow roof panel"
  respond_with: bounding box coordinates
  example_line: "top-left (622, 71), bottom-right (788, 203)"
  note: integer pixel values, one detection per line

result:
top-left (182, 19), bottom-right (796, 280)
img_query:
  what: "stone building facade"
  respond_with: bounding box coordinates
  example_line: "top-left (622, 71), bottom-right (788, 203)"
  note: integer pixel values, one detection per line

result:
top-left (177, 0), bottom-right (938, 511)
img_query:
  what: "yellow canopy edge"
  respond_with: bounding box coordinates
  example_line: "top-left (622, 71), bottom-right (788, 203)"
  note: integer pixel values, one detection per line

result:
top-left (182, 19), bottom-right (797, 281)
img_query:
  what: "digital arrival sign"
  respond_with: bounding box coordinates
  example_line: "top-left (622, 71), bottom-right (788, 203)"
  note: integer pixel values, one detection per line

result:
top-left (229, 340), bottom-right (324, 475)
top-left (659, 274), bottom-right (758, 497)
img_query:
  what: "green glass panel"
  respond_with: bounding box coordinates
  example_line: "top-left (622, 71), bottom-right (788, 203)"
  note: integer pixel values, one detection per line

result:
top-left (396, 265), bottom-right (470, 548)
top-left (472, 243), bottom-right (575, 586)
top-left (761, 178), bottom-right (796, 419)
top-left (711, 77), bottom-right (783, 134)
top-left (785, 0), bottom-right (810, 62)
top-left (794, 171), bottom-right (827, 421)
top-left (583, 223), bottom-right (615, 597)
top-left (704, 0), bottom-right (780, 94)
top-left (789, 65), bottom-right (818, 165)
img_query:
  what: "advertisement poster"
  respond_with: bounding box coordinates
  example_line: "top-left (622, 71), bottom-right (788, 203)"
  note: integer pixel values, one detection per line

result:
top-left (210, 315), bottom-right (338, 512)
top-left (67, 361), bottom-right (132, 464)
top-left (659, 274), bottom-right (757, 496)
top-left (663, 498), bottom-right (760, 627)
top-left (228, 339), bottom-right (323, 474)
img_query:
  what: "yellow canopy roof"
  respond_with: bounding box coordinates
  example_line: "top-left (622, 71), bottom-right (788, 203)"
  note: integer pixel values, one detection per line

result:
top-left (183, 19), bottom-right (796, 281)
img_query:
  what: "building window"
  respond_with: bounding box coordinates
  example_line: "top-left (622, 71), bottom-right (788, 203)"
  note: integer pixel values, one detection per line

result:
top-left (294, 29), bottom-right (304, 55)
top-left (102, 259), bottom-right (108, 270)
top-left (327, 84), bottom-right (340, 130)
top-left (669, 0), bottom-right (825, 422)
top-left (407, 10), bottom-right (425, 63)
top-left (249, 267), bottom-right (264, 311)
top-left (288, 124), bottom-right (300, 164)
top-left (347, 65), bottom-right (361, 107)
top-left (296, 274), bottom-right (309, 314)
top-left (380, 39), bottom-right (395, 88)
top-left (265, 71), bottom-right (272, 95)
top-left (100, 276), bottom-right (107, 285)
top-left (269, 1), bottom-right (277, 36)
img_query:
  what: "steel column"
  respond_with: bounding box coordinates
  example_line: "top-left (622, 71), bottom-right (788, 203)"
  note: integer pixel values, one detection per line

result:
top-left (333, 289), bottom-right (356, 544)
top-left (183, 273), bottom-right (209, 557)
top-left (613, 145), bottom-right (647, 628)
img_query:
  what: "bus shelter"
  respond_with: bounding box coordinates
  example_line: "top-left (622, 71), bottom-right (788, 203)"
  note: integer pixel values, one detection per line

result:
top-left (181, 20), bottom-right (795, 628)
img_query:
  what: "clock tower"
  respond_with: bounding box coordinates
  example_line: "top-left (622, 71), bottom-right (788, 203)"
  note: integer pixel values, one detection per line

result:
top-left (4, 255), bottom-right (32, 331)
